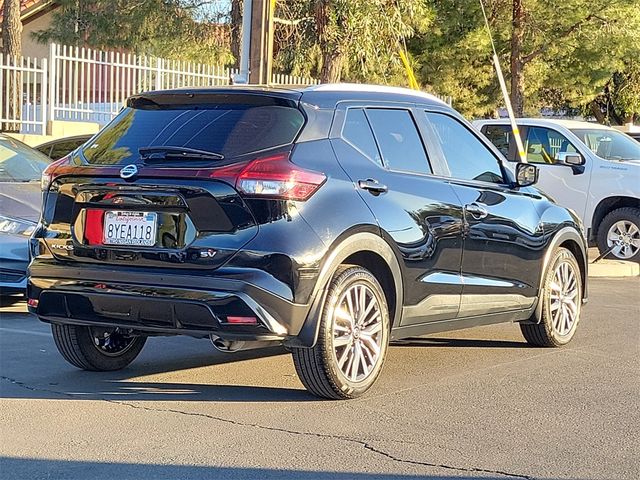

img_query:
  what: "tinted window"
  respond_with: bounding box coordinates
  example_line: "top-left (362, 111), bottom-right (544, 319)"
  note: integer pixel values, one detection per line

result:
top-left (425, 112), bottom-right (503, 184)
top-left (482, 125), bottom-right (512, 159)
top-left (48, 139), bottom-right (88, 160)
top-left (35, 145), bottom-right (53, 158)
top-left (83, 104), bottom-right (305, 165)
top-left (0, 136), bottom-right (50, 182)
top-left (526, 127), bottom-right (578, 164)
top-left (342, 109), bottom-right (382, 166)
top-left (365, 109), bottom-right (430, 174)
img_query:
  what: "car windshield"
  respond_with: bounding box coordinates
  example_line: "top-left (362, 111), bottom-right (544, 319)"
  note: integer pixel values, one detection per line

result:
top-left (0, 136), bottom-right (51, 182)
top-left (571, 128), bottom-right (640, 161)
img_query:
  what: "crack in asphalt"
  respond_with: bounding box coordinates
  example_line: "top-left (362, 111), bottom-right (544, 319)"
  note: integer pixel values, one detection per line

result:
top-left (1, 375), bottom-right (533, 479)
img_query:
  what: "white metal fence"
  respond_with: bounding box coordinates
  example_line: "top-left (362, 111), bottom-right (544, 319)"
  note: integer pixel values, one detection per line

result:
top-left (270, 73), bottom-right (319, 86)
top-left (1, 44), bottom-right (322, 135)
top-left (48, 43), bottom-right (238, 125)
top-left (0, 54), bottom-right (47, 134)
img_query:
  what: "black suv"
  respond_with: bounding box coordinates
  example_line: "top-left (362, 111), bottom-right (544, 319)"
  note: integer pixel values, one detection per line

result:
top-left (29, 85), bottom-right (588, 399)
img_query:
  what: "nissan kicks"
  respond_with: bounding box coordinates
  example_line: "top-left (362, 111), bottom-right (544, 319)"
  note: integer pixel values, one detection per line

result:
top-left (28, 84), bottom-right (588, 399)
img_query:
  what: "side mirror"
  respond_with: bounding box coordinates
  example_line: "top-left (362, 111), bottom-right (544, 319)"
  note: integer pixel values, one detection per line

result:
top-left (515, 162), bottom-right (539, 187)
top-left (556, 152), bottom-right (585, 166)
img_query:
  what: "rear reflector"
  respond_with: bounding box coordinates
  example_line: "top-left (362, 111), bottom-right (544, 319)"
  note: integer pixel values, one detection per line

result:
top-left (84, 209), bottom-right (105, 245)
top-left (212, 152), bottom-right (326, 201)
top-left (27, 298), bottom-right (39, 308)
top-left (225, 316), bottom-right (258, 325)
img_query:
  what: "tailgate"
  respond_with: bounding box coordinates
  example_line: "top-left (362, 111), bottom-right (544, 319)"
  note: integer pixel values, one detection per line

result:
top-left (39, 174), bottom-right (257, 270)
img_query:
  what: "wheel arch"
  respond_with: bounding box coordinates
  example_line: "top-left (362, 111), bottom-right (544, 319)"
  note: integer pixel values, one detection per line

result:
top-left (531, 226), bottom-right (588, 324)
top-left (286, 227), bottom-right (403, 348)
top-left (591, 196), bottom-right (640, 242)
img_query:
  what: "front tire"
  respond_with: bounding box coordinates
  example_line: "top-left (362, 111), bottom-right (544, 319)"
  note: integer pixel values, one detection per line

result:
top-left (520, 247), bottom-right (582, 347)
top-left (292, 266), bottom-right (390, 399)
top-left (597, 207), bottom-right (640, 262)
top-left (51, 324), bottom-right (146, 371)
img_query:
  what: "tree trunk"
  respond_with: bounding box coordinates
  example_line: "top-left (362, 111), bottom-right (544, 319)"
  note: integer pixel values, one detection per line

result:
top-left (315, 0), bottom-right (343, 83)
top-left (590, 100), bottom-right (607, 124)
top-left (320, 50), bottom-right (344, 83)
top-left (510, 0), bottom-right (525, 117)
top-left (230, 0), bottom-right (242, 69)
top-left (2, 0), bottom-right (23, 132)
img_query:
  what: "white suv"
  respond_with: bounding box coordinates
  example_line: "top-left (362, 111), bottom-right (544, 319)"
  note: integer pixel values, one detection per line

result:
top-left (474, 119), bottom-right (640, 262)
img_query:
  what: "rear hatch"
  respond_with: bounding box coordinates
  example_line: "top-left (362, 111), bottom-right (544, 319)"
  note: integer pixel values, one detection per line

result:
top-left (39, 89), bottom-right (306, 271)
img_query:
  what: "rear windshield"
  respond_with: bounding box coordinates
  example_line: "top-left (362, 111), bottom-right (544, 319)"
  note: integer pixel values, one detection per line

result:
top-left (82, 103), bottom-right (305, 165)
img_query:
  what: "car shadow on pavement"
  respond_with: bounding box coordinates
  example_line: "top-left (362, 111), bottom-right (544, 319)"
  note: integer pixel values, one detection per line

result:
top-left (0, 457), bottom-right (519, 480)
top-left (1, 344), bottom-right (320, 402)
top-left (391, 337), bottom-right (528, 349)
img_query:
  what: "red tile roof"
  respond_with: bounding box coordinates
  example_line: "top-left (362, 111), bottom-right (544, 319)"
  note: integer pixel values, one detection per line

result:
top-left (0, 1), bottom-right (56, 24)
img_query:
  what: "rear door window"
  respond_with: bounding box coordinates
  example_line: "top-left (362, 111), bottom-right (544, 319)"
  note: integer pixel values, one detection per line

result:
top-left (482, 125), bottom-right (513, 160)
top-left (83, 103), bottom-right (305, 165)
top-left (342, 109), bottom-right (383, 166)
top-left (365, 109), bottom-right (431, 174)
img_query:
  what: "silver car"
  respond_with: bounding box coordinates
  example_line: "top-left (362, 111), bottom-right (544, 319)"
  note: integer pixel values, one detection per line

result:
top-left (0, 135), bottom-right (50, 296)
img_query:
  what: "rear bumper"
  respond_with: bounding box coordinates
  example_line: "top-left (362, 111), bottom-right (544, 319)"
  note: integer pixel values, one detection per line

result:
top-left (28, 262), bottom-right (311, 342)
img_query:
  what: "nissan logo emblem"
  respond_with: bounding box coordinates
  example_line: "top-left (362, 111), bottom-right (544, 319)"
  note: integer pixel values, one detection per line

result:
top-left (120, 164), bottom-right (138, 180)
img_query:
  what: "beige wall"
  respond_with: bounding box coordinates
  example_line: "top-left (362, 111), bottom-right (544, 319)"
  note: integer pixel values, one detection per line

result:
top-left (6, 120), bottom-right (100, 146)
top-left (21, 10), bottom-right (56, 60)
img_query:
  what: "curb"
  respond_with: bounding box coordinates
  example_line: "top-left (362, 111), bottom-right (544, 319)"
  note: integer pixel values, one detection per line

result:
top-left (588, 260), bottom-right (640, 278)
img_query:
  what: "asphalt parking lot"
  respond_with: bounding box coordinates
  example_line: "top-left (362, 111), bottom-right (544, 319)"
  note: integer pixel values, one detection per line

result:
top-left (1, 277), bottom-right (638, 480)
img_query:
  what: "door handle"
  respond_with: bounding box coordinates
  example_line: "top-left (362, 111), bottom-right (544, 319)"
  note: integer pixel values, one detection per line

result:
top-left (465, 203), bottom-right (488, 219)
top-left (358, 178), bottom-right (388, 195)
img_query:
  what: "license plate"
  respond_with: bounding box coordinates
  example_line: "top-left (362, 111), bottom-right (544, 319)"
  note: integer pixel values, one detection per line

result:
top-left (103, 211), bottom-right (157, 246)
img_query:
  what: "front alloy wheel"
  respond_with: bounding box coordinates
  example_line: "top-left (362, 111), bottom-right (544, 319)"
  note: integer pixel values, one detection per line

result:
top-left (292, 265), bottom-right (390, 399)
top-left (521, 247), bottom-right (582, 347)
top-left (548, 260), bottom-right (580, 337)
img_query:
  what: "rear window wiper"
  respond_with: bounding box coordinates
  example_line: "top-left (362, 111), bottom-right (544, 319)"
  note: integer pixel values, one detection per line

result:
top-left (139, 146), bottom-right (224, 162)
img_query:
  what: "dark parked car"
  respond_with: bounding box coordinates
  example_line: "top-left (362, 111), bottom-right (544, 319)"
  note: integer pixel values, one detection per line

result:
top-left (28, 85), bottom-right (588, 399)
top-left (0, 135), bottom-right (50, 296)
top-left (627, 131), bottom-right (640, 143)
top-left (36, 134), bottom-right (92, 160)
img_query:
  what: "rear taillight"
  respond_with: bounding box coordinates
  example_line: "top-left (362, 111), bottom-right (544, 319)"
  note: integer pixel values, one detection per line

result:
top-left (212, 153), bottom-right (326, 201)
top-left (41, 156), bottom-right (69, 191)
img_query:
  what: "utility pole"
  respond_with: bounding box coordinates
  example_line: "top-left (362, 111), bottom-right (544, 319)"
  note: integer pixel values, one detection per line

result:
top-left (248, 0), bottom-right (274, 85)
top-left (235, 0), bottom-right (273, 85)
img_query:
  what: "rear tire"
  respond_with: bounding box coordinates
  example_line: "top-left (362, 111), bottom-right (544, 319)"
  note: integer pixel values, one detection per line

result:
top-left (520, 247), bottom-right (582, 347)
top-left (596, 207), bottom-right (640, 262)
top-left (51, 324), bottom-right (146, 371)
top-left (291, 265), bottom-right (390, 399)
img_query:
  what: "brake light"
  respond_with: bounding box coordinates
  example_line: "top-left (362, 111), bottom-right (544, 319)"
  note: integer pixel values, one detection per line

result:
top-left (41, 156), bottom-right (70, 191)
top-left (212, 153), bottom-right (326, 201)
